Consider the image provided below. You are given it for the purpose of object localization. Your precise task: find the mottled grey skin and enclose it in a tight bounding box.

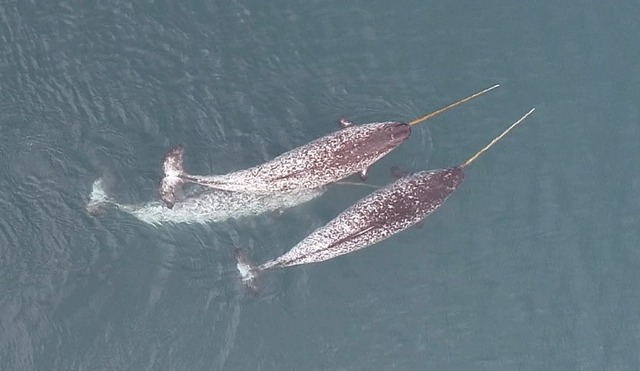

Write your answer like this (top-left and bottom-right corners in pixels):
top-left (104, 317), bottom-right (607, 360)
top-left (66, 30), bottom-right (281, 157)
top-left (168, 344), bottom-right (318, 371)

top-left (160, 121), bottom-right (411, 208)
top-left (88, 177), bottom-right (325, 225)
top-left (237, 166), bottom-right (464, 284)
top-left (236, 106), bottom-right (536, 286)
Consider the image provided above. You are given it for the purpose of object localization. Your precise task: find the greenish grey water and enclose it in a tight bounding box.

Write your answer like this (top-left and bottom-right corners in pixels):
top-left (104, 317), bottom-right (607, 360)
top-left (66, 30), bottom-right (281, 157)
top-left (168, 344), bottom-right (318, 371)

top-left (1, 1), bottom-right (639, 370)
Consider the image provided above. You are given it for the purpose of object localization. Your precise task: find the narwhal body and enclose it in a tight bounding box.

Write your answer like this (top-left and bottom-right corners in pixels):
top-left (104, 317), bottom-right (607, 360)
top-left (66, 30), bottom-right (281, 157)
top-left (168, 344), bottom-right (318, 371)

top-left (160, 85), bottom-right (499, 208)
top-left (86, 178), bottom-right (325, 225)
top-left (252, 167), bottom-right (462, 271)
top-left (160, 122), bottom-right (409, 207)
top-left (236, 108), bottom-right (535, 286)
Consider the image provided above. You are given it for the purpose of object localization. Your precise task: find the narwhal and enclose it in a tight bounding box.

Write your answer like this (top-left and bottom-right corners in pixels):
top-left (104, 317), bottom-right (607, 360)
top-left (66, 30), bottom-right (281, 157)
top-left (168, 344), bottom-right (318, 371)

top-left (85, 177), bottom-right (326, 225)
top-left (86, 174), bottom-right (378, 225)
top-left (159, 85), bottom-right (500, 208)
top-left (235, 108), bottom-right (535, 287)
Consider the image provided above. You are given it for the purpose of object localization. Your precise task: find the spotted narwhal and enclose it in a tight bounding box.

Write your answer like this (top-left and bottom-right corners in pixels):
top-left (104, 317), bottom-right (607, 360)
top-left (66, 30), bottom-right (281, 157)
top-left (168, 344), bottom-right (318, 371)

top-left (235, 108), bottom-right (535, 287)
top-left (159, 85), bottom-right (500, 208)
top-left (85, 177), bottom-right (325, 225)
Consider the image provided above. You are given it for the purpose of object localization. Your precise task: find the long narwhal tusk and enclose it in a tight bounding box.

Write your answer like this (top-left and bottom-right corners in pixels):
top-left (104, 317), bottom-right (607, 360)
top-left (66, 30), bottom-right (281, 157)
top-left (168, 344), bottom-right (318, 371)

top-left (461, 108), bottom-right (536, 169)
top-left (408, 84), bottom-right (500, 127)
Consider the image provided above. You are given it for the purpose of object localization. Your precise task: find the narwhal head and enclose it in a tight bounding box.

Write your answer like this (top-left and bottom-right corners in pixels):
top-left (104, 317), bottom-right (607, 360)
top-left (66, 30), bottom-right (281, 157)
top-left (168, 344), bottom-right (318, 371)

top-left (345, 122), bottom-right (411, 161)
top-left (368, 122), bottom-right (412, 149)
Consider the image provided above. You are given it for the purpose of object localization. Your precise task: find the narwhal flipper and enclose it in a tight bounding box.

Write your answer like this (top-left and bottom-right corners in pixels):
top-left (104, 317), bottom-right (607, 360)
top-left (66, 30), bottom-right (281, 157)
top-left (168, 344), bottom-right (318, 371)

top-left (390, 165), bottom-right (410, 179)
top-left (159, 144), bottom-right (186, 209)
top-left (359, 167), bottom-right (369, 181)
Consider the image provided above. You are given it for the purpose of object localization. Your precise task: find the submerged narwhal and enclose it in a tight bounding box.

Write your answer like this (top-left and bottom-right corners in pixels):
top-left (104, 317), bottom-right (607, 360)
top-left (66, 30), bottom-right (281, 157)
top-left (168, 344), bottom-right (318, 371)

top-left (159, 85), bottom-right (500, 208)
top-left (235, 108), bottom-right (535, 287)
top-left (85, 177), bottom-right (326, 225)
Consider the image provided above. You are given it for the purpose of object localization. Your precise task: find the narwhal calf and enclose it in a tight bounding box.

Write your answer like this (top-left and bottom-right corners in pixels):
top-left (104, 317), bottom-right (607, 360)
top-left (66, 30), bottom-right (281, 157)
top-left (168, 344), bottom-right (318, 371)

top-left (159, 85), bottom-right (499, 208)
top-left (235, 108), bottom-right (535, 287)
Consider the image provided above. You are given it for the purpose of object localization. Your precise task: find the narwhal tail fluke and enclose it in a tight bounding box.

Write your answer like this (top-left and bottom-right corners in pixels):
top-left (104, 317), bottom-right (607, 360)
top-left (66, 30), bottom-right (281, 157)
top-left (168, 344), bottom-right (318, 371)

top-left (159, 144), bottom-right (186, 209)
top-left (234, 248), bottom-right (261, 293)
top-left (86, 177), bottom-right (115, 215)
